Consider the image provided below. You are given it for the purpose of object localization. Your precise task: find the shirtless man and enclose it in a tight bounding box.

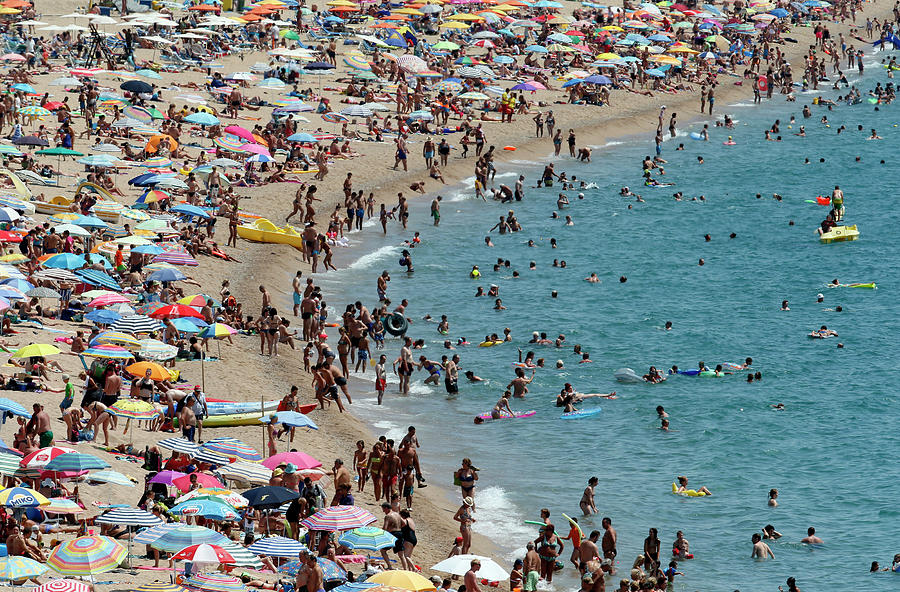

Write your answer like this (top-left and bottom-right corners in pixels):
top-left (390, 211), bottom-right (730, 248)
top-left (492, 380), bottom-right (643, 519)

top-left (601, 517), bottom-right (616, 568)
top-left (380, 502), bottom-right (402, 565)
top-left (377, 270), bottom-right (390, 301)
top-left (464, 560), bottom-right (481, 592)
top-left (294, 551), bottom-right (310, 592)
top-left (394, 337), bottom-right (414, 395)
top-left (305, 553), bottom-right (324, 592)
top-left (751, 532), bottom-right (775, 559)
top-left (580, 477), bottom-right (598, 515)
top-left (507, 367), bottom-right (535, 398)
top-left (523, 542), bottom-right (541, 592)
top-left (318, 364), bottom-right (346, 413)
top-left (300, 294), bottom-right (317, 341)
top-left (800, 527), bottom-right (823, 544)
top-left (27, 403), bottom-right (53, 448)
top-left (326, 360), bottom-right (352, 405)
top-left (179, 396), bottom-right (198, 442)
top-left (7, 523), bottom-right (45, 564)
top-left (292, 271), bottom-right (303, 317)
top-left (579, 530), bottom-right (601, 564)
top-left (381, 444), bottom-right (401, 499)
top-left (332, 459), bottom-right (352, 491)
top-left (103, 368), bottom-right (122, 407)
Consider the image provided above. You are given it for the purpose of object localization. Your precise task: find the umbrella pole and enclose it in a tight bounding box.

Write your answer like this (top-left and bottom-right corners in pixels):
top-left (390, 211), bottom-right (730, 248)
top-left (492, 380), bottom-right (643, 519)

top-left (201, 354), bottom-right (205, 392)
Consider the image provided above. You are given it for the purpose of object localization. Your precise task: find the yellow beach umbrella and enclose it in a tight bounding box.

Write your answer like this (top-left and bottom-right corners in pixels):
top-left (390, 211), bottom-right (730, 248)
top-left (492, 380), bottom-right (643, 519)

top-left (447, 12), bottom-right (483, 20)
top-left (596, 52), bottom-right (620, 60)
top-left (667, 46), bottom-right (698, 54)
top-left (602, 25), bottom-right (624, 31)
top-left (326, 0), bottom-right (356, 5)
top-left (395, 7), bottom-right (424, 14)
top-left (493, 3), bottom-right (521, 10)
top-left (366, 571), bottom-right (436, 591)
top-left (652, 55), bottom-right (681, 65)
top-left (439, 20), bottom-right (469, 28)
top-left (0, 254), bottom-right (27, 264)
top-left (12, 343), bottom-right (60, 358)
top-left (545, 43), bottom-right (573, 52)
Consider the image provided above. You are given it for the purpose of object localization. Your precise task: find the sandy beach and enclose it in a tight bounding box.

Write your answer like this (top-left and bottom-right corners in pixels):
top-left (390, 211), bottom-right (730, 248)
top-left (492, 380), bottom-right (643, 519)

top-left (0, 0), bottom-right (892, 587)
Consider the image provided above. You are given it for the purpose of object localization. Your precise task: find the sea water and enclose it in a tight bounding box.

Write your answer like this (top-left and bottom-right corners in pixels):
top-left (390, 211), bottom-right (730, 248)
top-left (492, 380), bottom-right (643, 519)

top-left (316, 56), bottom-right (900, 590)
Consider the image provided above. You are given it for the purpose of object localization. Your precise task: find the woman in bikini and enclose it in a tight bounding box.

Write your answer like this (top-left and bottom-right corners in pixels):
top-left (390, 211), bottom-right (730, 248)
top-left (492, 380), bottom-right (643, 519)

top-left (455, 457), bottom-right (478, 506)
top-left (536, 524), bottom-right (563, 582)
top-left (353, 440), bottom-right (368, 492)
top-left (452, 496), bottom-right (475, 554)
top-left (367, 441), bottom-right (383, 501)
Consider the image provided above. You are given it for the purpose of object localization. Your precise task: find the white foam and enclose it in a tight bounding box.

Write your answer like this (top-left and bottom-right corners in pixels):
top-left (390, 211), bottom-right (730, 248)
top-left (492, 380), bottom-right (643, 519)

top-left (471, 485), bottom-right (537, 559)
top-left (346, 245), bottom-right (402, 271)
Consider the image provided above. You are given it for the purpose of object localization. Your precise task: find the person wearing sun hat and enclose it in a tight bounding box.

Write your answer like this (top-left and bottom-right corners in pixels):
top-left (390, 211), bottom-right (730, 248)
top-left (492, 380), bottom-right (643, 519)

top-left (453, 496), bottom-right (476, 554)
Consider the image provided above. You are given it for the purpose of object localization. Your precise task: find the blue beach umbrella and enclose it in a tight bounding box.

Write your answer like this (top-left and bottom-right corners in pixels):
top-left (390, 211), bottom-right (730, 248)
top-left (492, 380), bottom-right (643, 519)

top-left (259, 411), bottom-right (319, 430)
top-left (170, 204), bottom-right (211, 219)
top-left (147, 268), bottom-right (187, 283)
top-left (85, 309), bottom-right (122, 325)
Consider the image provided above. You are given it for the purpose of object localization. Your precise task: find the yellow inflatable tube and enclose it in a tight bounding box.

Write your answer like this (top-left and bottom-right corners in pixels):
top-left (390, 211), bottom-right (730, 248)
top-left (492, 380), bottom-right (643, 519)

top-left (672, 482), bottom-right (706, 497)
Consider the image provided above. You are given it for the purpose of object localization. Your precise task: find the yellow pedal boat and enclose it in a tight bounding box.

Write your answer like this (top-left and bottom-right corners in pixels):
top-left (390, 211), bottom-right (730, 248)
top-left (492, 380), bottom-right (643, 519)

top-left (237, 218), bottom-right (304, 250)
top-left (819, 225), bottom-right (859, 244)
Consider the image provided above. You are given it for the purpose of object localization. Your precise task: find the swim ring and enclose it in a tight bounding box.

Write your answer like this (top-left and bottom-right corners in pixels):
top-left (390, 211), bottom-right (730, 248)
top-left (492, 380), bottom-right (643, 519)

top-left (479, 340), bottom-right (503, 347)
top-left (383, 313), bottom-right (408, 336)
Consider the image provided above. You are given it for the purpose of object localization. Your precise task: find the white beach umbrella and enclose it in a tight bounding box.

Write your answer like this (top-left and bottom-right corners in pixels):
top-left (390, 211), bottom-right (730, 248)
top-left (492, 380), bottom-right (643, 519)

top-left (431, 555), bottom-right (509, 581)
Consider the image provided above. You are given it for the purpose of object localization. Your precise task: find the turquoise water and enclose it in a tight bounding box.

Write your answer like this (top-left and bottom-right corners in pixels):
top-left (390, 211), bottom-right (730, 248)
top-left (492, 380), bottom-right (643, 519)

top-left (317, 58), bottom-right (900, 590)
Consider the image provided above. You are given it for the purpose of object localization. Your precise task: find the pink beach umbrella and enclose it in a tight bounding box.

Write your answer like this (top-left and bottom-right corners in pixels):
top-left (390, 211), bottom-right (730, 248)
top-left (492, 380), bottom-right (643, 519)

top-left (239, 143), bottom-right (271, 157)
top-left (223, 125), bottom-right (255, 143)
top-left (262, 451), bottom-right (322, 471)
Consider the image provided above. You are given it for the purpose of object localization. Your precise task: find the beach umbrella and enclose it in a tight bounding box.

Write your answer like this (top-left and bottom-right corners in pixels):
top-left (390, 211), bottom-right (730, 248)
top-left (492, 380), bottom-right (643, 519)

top-left (198, 323), bottom-right (236, 339)
top-left (0, 557), bottom-right (48, 581)
top-left (183, 573), bottom-right (246, 592)
top-left (300, 506), bottom-right (376, 531)
top-left (35, 580), bottom-right (90, 592)
top-left (170, 204), bottom-right (211, 219)
top-left (0, 286), bottom-right (24, 300)
top-left (157, 439), bottom-right (199, 457)
top-left (85, 470), bottom-right (134, 486)
top-left (0, 207), bottom-right (19, 223)
top-left (173, 472), bottom-right (225, 492)
top-left (248, 536), bottom-right (307, 558)
top-left (96, 507), bottom-right (162, 527)
top-left (0, 399), bottom-right (28, 418)
top-left (316, 558), bottom-right (348, 582)
top-left (25, 286), bottom-right (61, 299)
top-left (146, 268), bottom-right (187, 283)
top-left (331, 584), bottom-right (378, 592)
top-left (150, 526), bottom-right (228, 552)
top-left (170, 498), bottom-right (239, 521)
top-left (262, 451), bottom-right (322, 470)
top-left (0, 454), bottom-right (24, 475)
top-left (47, 535), bottom-right (127, 576)
top-left (91, 330), bottom-right (140, 347)
top-left (121, 80), bottom-right (153, 94)
top-left (340, 105), bottom-right (373, 117)
top-left (200, 438), bottom-right (261, 461)
top-left (149, 304), bottom-right (204, 319)
top-left (138, 339), bottom-right (177, 361)
top-left (85, 309), bottom-right (122, 325)
top-left (42, 499), bottom-right (85, 514)
top-left (367, 572), bottom-right (435, 591)
top-left (175, 488), bottom-right (248, 509)
top-left (20, 447), bottom-right (75, 469)
top-left (126, 361), bottom-right (172, 380)
top-left (12, 343), bottom-right (60, 359)
top-left (110, 315), bottom-right (163, 334)
top-left (82, 344), bottom-right (133, 359)
top-left (337, 527), bottom-right (397, 551)
top-left (173, 544), bottom-right (235, 564)
top-left (133, 523), bottom-right (183, 545)
top-left (185, 112), bottom-right (220, 126)
top-left (431, 555), bottom-right (509, 580)
top-left (135, 584), bottom-right (186, 592)
top-left (260, 411), bottom-right (318, 430)
top-left (43, 453), bottom-right (109, 473)
top-left (242, 486), bottom-right (299, 509)
top-left (108, 399), bottom-right (158, 420)
top-left (148, 470), bottom-right (188, 486)
top-left (216, 462), bottom-right (272, 485)
top-left (75, 269), bottom-right (121, 291)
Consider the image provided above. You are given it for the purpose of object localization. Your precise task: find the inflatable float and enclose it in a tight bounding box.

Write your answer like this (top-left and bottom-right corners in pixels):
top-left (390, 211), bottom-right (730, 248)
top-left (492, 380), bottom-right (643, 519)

top-left (383, 313), bottom-right (408, 336)
top-left (828, 282), bottom-right (876, 289)
top-left (672, 482), bottom-right (707, 497)
top-left (614, 368), bottom-right (666, 384)
top-left (237, 218), bottom-right (305, 250)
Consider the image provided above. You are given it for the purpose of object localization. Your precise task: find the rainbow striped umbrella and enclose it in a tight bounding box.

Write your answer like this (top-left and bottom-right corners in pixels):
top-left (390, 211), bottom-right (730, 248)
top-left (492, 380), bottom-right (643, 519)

top-left (342, 55), bottom-right (371, 70)
top-left (138, 156), bottom-right (174, 168)
top-left (200, 437), bottom-right (261, 461)
top-left (0, 556), bottom-right (48, 581)
top-left (82, 344), bottom-right (134, 359)
top-left (300, 505), bottom-right (376, 531)
top-left (177, 294), bottom-right (219, 307)
top-left (35, 579), bottom-right (91, 592)
top-left (213, 135), bottom-right (245, 152)
top-left (135, 583), bottom-right (187, 592)
top-left (108, 399), bottom-right (158, 420)
top-left (272, 97), bottom-right (303, 107)
top-left (90, 331), bottom-right (140, 348)
top-left (47, 535), bottom-right (126, 575)
top-left (152, 246), bottom-right (198, 266)
top-left (183, 573), bottom-right (246, 592)
top-left (198, 323), bottom-right (237, 340)
top-left (123, 106), bottom-right (154, 124)
top-left (0, 487), bottom-right (50, 508)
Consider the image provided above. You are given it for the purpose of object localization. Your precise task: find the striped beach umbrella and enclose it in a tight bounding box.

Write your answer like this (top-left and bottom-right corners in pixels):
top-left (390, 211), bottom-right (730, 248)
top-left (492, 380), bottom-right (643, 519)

top-left (88, 293), bottom-right (131, 307)
top-left (200, 438), bottom-right (261, 461)
top-left (338, 527), bottom-right (397, 551)
top-left (108, 399), bottom-right (158, 420)
top-left (133, 523), bottom-right (182, 545)
top-left (134, 302), bottom-right (167, 316)
top-left (47, 535), bottom-right (127, 575)
top-left (300, 505), bottom-right (376, 531)
top-left (216, 461), bottom-right (272, 485)
top-left (213, 135), bottom-right (245, 152)
top-left (138, 339), bottom-right (178, 361)
top-left (149, 304), bottom-right (203, 319)
top-left (137, 155), bottom-right (174, 168)
top-left (42, 498), bottom-right (86, 515)
top-left (0, 454), bottom-right (21, 476)
top-left (95, 507), bottom-right (162, 527)
top-left (110, 315), bottom-right (163, 334)
top-left (90, 331), bottom-right (140, 348)
top-left (248, 536), bottom-right (307, 558)
top-left (82, 344), bottom-right (134, 359)
top-left (43, 453), bottom-right (109, 473)
top-left (18, 105), bottom-right (51, 117)
top-left (150, 526), bottom-right (228, 553)
top-left (35, 580), bottom-right (91, 592)
top-left (152, 248), bottom-right (198, 266)
top-left (177, 294), bottom-right (218, 307)
top-left (0, 398), bottom-right (27, 418)
top-left (183, 573), bottom-right (246, 592)
top-left (0, 557), bottom-right (48, 581)
top-left (158, 437), bottom-right (200, 455)
top-left (135, 584), bottom-right (187, 592)
top-left (173, 544), bottom-right (234, 564)
top-left (191, 447), bottom-right (230, 465)
top-left (317, 558), bottom-right (348, 583)
top-left (175, 488), bottom-right (248, 509)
